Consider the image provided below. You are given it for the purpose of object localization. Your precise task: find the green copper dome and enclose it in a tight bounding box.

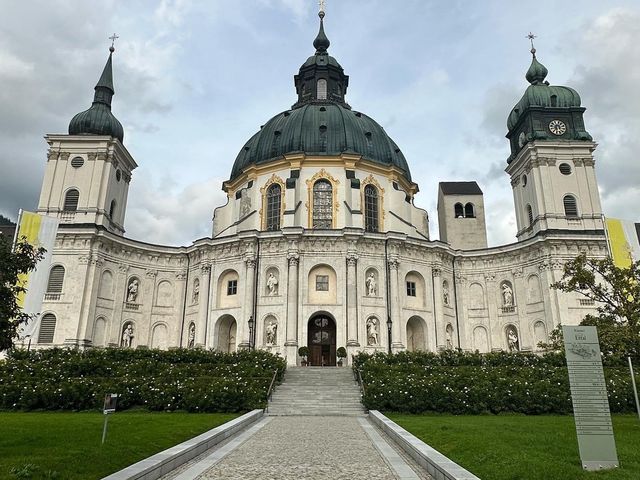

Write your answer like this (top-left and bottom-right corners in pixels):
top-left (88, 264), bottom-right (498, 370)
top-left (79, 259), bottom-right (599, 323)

top-left (230, 13), bottom-right (410, 181)
top-left (231, 103), bottom-right (411, 180)
top-left (69, 50), bottom-right (124, 142)
top-left (507, 51), bottom-right (582, 131)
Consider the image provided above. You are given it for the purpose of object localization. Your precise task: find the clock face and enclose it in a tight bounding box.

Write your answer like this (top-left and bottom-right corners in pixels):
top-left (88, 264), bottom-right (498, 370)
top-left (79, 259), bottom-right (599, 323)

top-left (518, 132), bottom-right (526, 148)
top-left (549, 119), bottom-right (567, 136)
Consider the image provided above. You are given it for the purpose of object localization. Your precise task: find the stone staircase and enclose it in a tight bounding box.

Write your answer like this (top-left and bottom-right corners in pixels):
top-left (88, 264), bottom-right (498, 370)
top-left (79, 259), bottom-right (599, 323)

top-left (267, 367), bottom-right (366, 416)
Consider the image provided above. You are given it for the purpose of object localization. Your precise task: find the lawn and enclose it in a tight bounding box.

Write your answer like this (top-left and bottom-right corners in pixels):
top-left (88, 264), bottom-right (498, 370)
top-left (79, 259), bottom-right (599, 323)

top-left (387, 414), bottom-right (640, 480)
top-left (0, 411), bottom-right (239, 480)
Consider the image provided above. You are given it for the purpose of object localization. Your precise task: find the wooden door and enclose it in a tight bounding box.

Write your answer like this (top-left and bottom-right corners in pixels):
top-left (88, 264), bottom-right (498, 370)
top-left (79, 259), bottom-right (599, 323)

top-left (307, 315), bottom-right (336, 366)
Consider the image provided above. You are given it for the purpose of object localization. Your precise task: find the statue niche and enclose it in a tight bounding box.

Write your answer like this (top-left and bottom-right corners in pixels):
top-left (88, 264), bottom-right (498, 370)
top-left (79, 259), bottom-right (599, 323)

top-left (126, 278), bottom-right (140, 303)
top-left (366, 317), bottom-right (379, 346)
top-left (265, 319), bottom-right (278, 346)
top-left (365, 269), bottom-right (378, 297)
top-left (266, 270), bottom-right (279, 296)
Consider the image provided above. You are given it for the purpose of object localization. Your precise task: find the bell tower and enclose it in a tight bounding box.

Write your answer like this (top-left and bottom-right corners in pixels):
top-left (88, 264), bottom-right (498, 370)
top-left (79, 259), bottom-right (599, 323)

top-left (37, 43), bottom-right (137, 235)
top-left (505, 38), bottom-right (604, 241)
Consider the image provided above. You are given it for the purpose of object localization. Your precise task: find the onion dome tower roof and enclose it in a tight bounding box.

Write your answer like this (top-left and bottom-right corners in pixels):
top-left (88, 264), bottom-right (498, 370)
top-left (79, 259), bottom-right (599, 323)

top-left (68, 46), bottom-right (124, 142)
top-left (230, 11), bottom-right (411, 182)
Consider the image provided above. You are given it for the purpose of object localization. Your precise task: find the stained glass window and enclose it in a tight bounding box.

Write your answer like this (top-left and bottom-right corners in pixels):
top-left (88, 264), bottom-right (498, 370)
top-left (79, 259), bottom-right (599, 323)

top-left (313, 179), bottom-right (333, 228)
top-left (364, 184), bottom-right (379, 232)
top-left (266, 184), bottom-right (281, 231)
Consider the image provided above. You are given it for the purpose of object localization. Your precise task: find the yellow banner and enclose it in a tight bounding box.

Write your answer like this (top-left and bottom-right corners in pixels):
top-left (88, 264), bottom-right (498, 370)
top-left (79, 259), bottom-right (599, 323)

top-left (606, 218), bottom-right (632, 268)
top-left (16, 212), bottom-right (42, 308)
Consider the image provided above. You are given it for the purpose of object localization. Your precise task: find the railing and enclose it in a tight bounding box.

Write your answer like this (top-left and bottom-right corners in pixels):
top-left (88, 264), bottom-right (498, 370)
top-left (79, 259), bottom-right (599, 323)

top-left (124, 302), bottom-right (140, 311)
top-left (354, 367), bottom-right (366, 398)
top-left (501, 306), bottom-right (516, 314)
top-left (579, 298), bottom-right (595, 306)
top-left (44, 293), bottom-right (62, 301)
top-left (265, 368), bottom-right (279, 410)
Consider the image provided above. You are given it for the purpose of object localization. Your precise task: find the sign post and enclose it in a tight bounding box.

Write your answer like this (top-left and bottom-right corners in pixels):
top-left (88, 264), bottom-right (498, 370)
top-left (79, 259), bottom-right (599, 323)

top-left (563, 326), bottom-right (618, 471)
top-left (102, 393), bottom-right (118, 445)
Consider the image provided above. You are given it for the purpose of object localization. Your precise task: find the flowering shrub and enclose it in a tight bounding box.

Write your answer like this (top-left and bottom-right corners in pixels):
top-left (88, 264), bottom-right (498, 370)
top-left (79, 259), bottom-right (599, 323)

top-left (0, 348), bottom-right (285, 412)
top-left (354, 351), bottom-right (639, 414)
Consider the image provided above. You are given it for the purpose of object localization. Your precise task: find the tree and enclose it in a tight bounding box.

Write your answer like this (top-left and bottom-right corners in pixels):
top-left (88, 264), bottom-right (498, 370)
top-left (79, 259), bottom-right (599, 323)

top-left (545, 253), bottom-right (640, 359)
top-left (0, 235), bottom-right (45, 351)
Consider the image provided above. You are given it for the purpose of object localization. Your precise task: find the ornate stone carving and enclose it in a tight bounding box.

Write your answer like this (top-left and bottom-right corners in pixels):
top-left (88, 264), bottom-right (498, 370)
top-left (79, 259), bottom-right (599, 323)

top-left (432, 267), bottom-right (441, 277)
top-left (118, 264), bottom-right (129, 274)
top-left (265, 320), bottom-right (278, 346)
top-left (510, 176), bottom-right (520, 187)
top-left (127, 278), bottom-right (139, 302)
top-left (87, 153), bottom-right (97, 162)
top-left (175, 271), bottom-right (187, 280)
top-left (346, 254), bottom-right (358, 267)
top-left (145, 269), bottom-right (157, 278)
top-left (187, 323), bottom-right (196, 349)
top-left (443, 281), bottom-right (450, 306)
top-left (59, 152), bottom-right (70, 161)
top-left (484, 273), bottom-right (495, 282)
top-left (287, 254), bottom-right (299, 267)
top-left (266, 272), bottom-right (279, 295)
top-left (387, 259), bottom-right (399, 270)
top-left (512, 267), bottom-right (523, 278)
top-left (200, 262), bottom-right (211, 274)
top-left (501, 282), bottom-right (514, 307)
top-left (245, 257), bottom-right (257, 269)
top-left (573, 158), bottom-right (584, 167)
top-left (506, 326), bottom-right (519, 352)
top-left (366, 317), bottom-right (379, 346)
top-left (365, 271), bottom-right (377, 296)
top-left (121, 323), bottom-right (134, 348)
top-left (47, 150), bottom-right (58, 162)
top-left (78, 255), bottom-right (90, 265)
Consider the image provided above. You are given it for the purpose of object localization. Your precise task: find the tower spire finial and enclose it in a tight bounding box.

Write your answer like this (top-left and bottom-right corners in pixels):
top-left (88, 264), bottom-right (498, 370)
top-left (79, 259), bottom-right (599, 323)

top-left (108, 33), bottom-right (119, 53)
top-left (526, 32), bottom-right (537, 56)
top-left (313, 0), bottom-right (330, 54)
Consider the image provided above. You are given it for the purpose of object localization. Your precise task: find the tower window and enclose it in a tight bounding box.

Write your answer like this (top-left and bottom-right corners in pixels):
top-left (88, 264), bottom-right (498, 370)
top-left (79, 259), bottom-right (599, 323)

top-left (527, 204), bottom-right (533, 226)
top-left (70, 156), bottom-right (84, 168)
top-left (406, 281), bottom-right (417, 297)
top-left (550, 95), bottom-right (558, 107)
top-left (464, 203), bottom-right (475, 218)
top-left (109, 200), bottom-right (117, 219)
top-left (265, 183), bottom-right (282, 231)
top-left (46, 265), bottom-right (65, 293)
top-left (312, 179), bottom-right (333, 228)
top-left (116, 169), bottom-right (122, 182)
top-left (316, 275), bottom-right (329, 291)
top-left (38, 314), bottom-right (57, 344)
top-left (364, 184), bottom-right (379, 232)
top-left (563, 195), bottom-right (579, 217)
top-left (63, 189), bottom-right (79, 212)
top-left (227, 280), bottom-right (238, 295)
top-left (317, 79), bottom-right (327, 100)
top-left (454, 203), bottom-right (464, 218)
top-left (559, 163), bottom-right (572, 175)
top-left (522, 174), bottom-right (527, 187)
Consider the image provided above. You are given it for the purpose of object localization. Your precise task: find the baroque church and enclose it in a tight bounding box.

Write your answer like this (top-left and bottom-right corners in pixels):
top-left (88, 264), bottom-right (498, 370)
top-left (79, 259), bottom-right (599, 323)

top-left (30, 12), bottom-right (608, 366)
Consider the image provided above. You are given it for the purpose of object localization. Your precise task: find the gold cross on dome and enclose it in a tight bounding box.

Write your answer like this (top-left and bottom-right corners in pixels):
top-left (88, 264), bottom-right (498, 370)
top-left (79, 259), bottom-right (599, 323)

top-left (526, 32), bottom-right (537, 50)
top-left (319, 0), bottom-right (326, 14)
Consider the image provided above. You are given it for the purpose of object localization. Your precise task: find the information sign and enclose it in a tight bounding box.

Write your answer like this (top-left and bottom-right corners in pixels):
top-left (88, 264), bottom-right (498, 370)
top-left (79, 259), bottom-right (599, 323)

top-left (563, 326), bottom-right (618, 471)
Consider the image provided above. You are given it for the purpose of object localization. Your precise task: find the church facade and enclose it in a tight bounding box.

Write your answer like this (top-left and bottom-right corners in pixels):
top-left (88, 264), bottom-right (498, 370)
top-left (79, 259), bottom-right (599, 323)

top-left (31, 14), bottom-right (608, 366)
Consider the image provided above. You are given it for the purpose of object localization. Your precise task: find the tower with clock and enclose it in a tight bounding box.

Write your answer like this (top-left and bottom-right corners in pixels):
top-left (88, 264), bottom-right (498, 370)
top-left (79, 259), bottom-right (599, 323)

top-left (505, 42), bottom-right (604, 241)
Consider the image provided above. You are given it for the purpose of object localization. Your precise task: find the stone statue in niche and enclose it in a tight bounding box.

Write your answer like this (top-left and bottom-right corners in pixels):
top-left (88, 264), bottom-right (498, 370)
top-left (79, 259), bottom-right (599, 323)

top-left (239, 188), bottom-right (251, 217)
top-left (501, 283), bottom-right (514, 307)
top-left (192, 280), bottom-right (200, 304)
top-left (507, 327), bottom-right (519, 352)
top-left (127, 279), bottom-right (139, 302)
top-left (121, 323), bottom-right (134, 348)
top-left (266, 272), bottom-right (278, 295)
top-left (366, 317), bottom-right (379, 346)
top-left (445, 324), bottom-right (454, 349)
top-left (265, 321), bottom-right (277, 346)
top-left (188, 323), bottom-right (196, 348)
top-left (366, 272), bottom-right (377, 296)
top-left (443, 282), bottom-right (450, 306)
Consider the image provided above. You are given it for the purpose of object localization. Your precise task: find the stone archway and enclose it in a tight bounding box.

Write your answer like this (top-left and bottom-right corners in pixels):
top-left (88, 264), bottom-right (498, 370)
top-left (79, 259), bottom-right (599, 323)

top-left (216, 315), bottom-right (237, 353)
top-left (307, 313), bottom-right (337, 366)
top-left (406, 316), bottom-right (427, 352)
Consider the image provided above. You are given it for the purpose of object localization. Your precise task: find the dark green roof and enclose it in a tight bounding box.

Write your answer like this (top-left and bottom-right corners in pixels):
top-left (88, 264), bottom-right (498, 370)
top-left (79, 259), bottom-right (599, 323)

top-left (507, 52), bottom-right (582, 131)
top-left (231, 103), bottom-right (411, 180)
top-left (69, 50), bottom-right (124, 142)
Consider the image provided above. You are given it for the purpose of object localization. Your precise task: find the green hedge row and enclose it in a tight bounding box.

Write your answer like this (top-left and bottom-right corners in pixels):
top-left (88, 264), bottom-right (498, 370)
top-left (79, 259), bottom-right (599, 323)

top-left (0, 348), bottom-right (286, 412)
top-left (354, 351), bottom-right (639, 414)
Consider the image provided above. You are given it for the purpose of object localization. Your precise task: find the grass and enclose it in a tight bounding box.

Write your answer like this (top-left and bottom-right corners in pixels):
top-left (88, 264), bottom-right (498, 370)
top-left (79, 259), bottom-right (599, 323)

top-left (0, 411), bottom-right (239, 480)
top-left (387, 413), bottom-right (640, 480)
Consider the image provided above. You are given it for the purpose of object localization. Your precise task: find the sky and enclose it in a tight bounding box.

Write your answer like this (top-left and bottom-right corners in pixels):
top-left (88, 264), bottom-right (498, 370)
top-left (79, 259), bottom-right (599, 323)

top-left (1, 0), bottom-right (639, 247)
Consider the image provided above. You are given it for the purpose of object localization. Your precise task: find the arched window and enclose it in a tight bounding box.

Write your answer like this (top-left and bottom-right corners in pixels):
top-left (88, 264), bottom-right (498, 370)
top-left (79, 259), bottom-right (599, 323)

top-left (526, 204), bottom-right (533, 226)
top-left (454, 203), bottom-right (464, 218)
top-left (317, 79), bottom-right (327, 100)
top-left (364, 184), bottom-right (379, 232)
top-left (109, 200), bottom-right (116, 219)
top-left (265, 184), bottom-right (282, 231)
top-left (38, 314), bottom-right (57, 344)
top-left (312, 179), bottom-right (333, 228)
top-left (46, 265), bottom-right (65, 293)
top-left (563, 195), bottom-right (578, 217)
top-left (63, 189), bottom-right (79, 211)
top-left (464, 203), bottom-right (475, 218)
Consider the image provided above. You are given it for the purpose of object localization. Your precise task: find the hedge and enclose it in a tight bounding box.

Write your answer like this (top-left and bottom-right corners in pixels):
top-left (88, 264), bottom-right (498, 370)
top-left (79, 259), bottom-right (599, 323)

top-left (353, 351), bottom-right (639, 414)
top-left (0, 348), bottom-right (286, 412)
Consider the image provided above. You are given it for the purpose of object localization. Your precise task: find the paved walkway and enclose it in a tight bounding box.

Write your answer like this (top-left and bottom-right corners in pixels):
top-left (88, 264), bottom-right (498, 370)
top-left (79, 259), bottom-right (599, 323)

top-left (165, 415), bottom-right (429, 480)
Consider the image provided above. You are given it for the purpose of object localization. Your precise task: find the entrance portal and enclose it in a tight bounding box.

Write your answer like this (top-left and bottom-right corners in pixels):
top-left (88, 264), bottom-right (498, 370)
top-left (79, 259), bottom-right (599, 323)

top-left (307, 315), bottom-right (336, 366)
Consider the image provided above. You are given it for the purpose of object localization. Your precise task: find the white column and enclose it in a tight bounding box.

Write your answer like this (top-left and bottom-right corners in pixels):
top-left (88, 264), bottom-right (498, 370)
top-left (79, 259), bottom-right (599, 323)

top-left (285, 253), bottom-right (299, 363)
top-left (238, 257), bottom-right (256, 349)
top-left (346, 254), bottom-right (359, 348)
top-left (196, 262), bottom-right (211, 348)
top-left (388, 258), bottom-right (404, 351)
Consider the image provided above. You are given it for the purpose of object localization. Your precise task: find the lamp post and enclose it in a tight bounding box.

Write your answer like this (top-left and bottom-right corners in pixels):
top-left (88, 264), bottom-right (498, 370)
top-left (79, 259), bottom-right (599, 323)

top-left (248, 315), bottom-right (255, 350)
top-left (386, 316), bottom-right (392, 354)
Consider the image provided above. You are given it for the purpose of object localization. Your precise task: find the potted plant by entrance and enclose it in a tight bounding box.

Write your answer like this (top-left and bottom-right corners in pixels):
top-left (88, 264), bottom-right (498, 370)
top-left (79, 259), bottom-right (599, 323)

top-left (336, 347), bottom-right (347, 367)
top-left (298, 346), bottom-right (310, 366)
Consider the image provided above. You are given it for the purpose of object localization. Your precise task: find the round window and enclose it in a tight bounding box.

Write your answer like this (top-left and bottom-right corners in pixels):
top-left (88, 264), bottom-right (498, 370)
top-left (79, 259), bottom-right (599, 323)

top-left (70, 156), bottom-right (84, 168)
top-left (116, 169), bottom-right (121, 182)
top-left (559, 163), bottom-right (572, 175)
top-left (522, 174), bottom-right (527, 187)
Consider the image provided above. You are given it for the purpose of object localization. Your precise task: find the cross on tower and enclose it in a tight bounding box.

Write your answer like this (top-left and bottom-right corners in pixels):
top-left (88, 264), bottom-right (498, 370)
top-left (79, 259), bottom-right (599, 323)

top-left (526, 32), bottom-right (537, 50)
top-left (319, 0), bottom-right (326, 14)
top-left (109, 33), bottom-right (119, 49)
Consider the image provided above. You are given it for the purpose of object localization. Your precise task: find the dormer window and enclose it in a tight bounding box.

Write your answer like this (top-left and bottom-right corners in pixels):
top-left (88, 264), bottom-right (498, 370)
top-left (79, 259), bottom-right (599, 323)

top-left (317, 79), bottom-right (327, 100)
